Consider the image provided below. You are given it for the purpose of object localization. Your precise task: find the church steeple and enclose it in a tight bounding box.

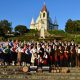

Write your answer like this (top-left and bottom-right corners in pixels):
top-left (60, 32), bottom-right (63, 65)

top-left (41, 1), bottom-right (47, 12)
top-left (30, 17), bottom-right (35, 25)
top-left (30, 17), bottom-right (35, 30)
top-left (53, 17), bottom-right (58, 30)
top-left (54, 17), bottom-right (58, 25)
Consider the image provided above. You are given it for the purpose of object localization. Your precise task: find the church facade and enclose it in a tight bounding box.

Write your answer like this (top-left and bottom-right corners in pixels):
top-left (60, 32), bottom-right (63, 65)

top-left (30, 3), bottom-right (58, 31)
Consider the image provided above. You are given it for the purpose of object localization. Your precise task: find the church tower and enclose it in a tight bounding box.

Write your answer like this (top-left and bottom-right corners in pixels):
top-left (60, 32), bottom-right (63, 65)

top-left (40, 2), bottom-right (48, 30)
top-left (35, 2), bottom-right (48, 31)
top-left (30, 2), bottom-right (59, 31)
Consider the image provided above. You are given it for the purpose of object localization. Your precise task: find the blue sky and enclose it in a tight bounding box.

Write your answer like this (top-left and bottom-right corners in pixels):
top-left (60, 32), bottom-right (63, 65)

top-left (0, 0), bottom-right (80, 30)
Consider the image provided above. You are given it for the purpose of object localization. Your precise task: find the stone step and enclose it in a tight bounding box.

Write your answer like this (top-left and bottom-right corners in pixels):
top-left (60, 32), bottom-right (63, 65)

top-left (0, 73), bottom-right (80, 80)
top-left (0, 66), bottom-right (80, 80)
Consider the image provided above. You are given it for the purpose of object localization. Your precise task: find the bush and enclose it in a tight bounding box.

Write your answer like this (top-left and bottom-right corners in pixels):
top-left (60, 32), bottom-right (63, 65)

top-left (48, 30), bottom-right (65, 36)
top-left (29, 29), bottom-right (38, 33)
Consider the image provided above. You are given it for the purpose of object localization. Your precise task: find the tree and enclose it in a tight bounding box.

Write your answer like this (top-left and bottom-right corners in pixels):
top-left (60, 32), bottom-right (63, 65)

top-left (0, 20), bottom-right (12, 34)
top-left (0, 28), bottom-right (3, 36)
top-left (74, 20), bottom-right (80, 32)
top-left (65, 19), bottom-right (74, 33)
top-left (14, 25), bottom-right (27, 34)
top-left (65, 19), bottom-right (80, 33)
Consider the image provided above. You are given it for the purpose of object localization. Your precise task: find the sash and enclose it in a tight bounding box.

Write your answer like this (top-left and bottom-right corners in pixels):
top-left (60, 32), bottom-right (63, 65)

top-left (12, 47), bottom-right (16, 52)
top-left (22, 48), bottom-right (26, 53)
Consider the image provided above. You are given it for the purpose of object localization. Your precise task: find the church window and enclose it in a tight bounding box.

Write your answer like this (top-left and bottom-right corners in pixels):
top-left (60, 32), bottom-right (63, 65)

top-left (43, 13), bottom-right (45, 18)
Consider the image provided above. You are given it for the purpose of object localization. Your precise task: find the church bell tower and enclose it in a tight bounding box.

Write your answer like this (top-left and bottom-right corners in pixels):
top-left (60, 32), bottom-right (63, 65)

top-left (40, 2), bottom-right (48, 30)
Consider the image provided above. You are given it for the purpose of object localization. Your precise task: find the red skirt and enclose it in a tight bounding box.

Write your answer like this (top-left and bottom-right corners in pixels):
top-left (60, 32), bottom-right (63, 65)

top-left (43, 60), bottom-right (47, 65)
top-left (50, 56), bottom-right (52, 61)
top-left (60, 55), bottom-right (64, 61)
top-left (64, 52), bottom-right (68, 60)
top-left (55, 56), bottom-right (58, 62)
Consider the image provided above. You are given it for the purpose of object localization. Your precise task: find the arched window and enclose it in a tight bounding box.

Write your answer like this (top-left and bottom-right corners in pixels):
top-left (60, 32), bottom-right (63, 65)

top-left (43, 13), bottom-right (45, 18)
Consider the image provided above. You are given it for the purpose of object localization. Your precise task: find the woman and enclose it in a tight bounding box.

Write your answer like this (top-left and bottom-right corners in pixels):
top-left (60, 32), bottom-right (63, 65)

top-left (21, 44), bottom-right (27, 65)
top-left (58, 46), bottom-right (64, 67)
top-left (43, 51), bottom-right (48, 66)
top-left (54, 46), bottom-right (58, 67)
top-left (70, 46), bottom-right (76, 67)
top-left (30, 46), bottom-right (37, 65)
top-left (11, 43), bottom-right (17, 64)
top-left (64, 46), bottom-right (69, 66)
top-left (3, 45), bottom-right (11, 64)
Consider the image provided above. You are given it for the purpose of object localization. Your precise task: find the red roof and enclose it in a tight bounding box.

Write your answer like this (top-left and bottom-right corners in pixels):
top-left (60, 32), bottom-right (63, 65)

top-left (41, 4), bottom-right (47, 12)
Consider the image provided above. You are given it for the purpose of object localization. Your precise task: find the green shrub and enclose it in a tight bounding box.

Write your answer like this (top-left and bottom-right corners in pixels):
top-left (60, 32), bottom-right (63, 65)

top-left (48, 30), bottom-right (65, 36)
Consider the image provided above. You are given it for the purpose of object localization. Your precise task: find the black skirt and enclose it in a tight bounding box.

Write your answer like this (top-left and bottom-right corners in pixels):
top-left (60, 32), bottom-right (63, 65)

top-left (11, 51), bottom-right (17, 62)
top-left (0, 52), bottom-right (4, 61)
top-left (4, 53), bottom-right (11, 62)
top-left (21, 53), bottom-right (27, 62)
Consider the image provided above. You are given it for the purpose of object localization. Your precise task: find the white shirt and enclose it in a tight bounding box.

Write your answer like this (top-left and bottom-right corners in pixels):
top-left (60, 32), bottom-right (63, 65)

top-left (78, 49), bottom-right (80, 54)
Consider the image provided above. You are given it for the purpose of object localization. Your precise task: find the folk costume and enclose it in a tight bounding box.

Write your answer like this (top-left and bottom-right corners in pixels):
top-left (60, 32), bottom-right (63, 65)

top-left (3, 45), bottom-right (11, 63)
top-left (11, 44), bottom-right (17, 63)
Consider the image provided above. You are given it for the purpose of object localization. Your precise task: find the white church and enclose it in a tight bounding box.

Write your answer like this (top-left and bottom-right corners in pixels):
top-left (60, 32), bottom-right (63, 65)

top-left (30, 3), bottom-right (58, 31)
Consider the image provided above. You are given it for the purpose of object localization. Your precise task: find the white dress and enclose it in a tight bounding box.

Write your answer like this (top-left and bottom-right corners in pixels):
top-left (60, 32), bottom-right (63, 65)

top-left (30, 48), bottom-right (36, 64)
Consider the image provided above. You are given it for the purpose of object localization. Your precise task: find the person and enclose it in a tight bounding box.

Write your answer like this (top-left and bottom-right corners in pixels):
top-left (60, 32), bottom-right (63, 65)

top-left (37, 54), bottom-right (43, 67)
top-left (30, 46), bottom-right (37, 65)
top-left (25, 46), bottom-right (31, 64)
top-left (77, 46), bottom-right (80, 67)
top-left (58, 46), bottom-right (64, 67)
top-left (75, 45), bottom-right (78, 66)
top-left (3, 45), bottom-right (11, 64)
top-left (43, 51), bottom-right (48, 66)
top-left (21, 44), bottom-right (27, 65)
top-left (0, 45), bottom-right (4, 62)
top-left (54, 46), bottom-right (58, 67)
top-left (11, 43), bottom-right (17, 64)
top-left (0, 39), bottom-right (78, 67)
top-left (70, 46), bottom-right (76, 67)
top-left (64, 46), bottom-right (69, 66)
top-left (17, 46), bottom-right (22, 65)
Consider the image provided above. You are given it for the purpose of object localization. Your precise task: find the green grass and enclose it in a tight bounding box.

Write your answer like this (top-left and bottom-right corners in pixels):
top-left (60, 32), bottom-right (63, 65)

top-left (1, 30), bottom-right (80, 43)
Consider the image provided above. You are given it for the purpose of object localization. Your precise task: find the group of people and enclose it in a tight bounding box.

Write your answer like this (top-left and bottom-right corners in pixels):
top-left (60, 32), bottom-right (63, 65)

top-left (0, 39), bottom-right (80, 67)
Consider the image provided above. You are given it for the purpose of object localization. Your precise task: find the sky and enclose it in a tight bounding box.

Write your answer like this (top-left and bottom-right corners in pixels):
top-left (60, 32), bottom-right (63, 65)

top-left (0, 0), bottom-right (80, 30)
